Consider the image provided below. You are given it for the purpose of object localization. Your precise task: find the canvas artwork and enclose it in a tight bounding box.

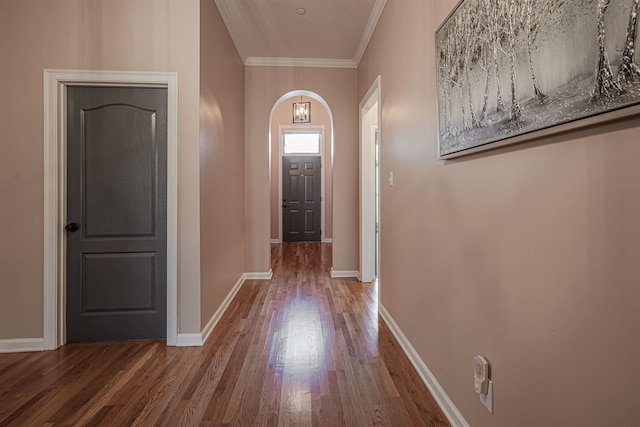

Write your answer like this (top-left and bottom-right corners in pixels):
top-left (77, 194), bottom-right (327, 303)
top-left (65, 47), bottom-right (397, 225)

top-left (436, 0), bottom-right (640, 158)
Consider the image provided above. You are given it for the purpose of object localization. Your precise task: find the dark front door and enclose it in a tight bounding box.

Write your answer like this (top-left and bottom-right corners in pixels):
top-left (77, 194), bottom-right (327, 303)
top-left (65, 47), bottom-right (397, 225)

top-left (66, 86), bottom-right (167, 342)
top-left (282, 156), bottom-right (321, 242)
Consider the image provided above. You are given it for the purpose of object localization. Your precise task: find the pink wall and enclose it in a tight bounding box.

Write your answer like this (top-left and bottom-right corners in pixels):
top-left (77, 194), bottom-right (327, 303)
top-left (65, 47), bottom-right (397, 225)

top-left (270, 96), bottom-right (333, 241)
top-left (1, 0), bottom-right (203, 339)
top-left (199, 0), bottom-right (245, 329)
top-left (245, 67), bottom-right (358, 273)
top-left (358, 0), bottom-right (640, 425)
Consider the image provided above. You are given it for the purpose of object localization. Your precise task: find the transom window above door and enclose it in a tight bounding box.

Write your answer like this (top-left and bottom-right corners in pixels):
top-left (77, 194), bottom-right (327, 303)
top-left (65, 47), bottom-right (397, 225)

top-left (283, 131), bottom-right (321, 155)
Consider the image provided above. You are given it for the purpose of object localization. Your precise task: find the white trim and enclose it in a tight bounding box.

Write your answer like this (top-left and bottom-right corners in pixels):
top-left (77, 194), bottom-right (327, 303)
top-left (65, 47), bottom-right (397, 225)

top-left (43, 69), bottom-right (179, 349)
top-left (200, 274), bottom-right (247, 345)
top-left (278, 125), bottom-right (326, 243)
top-left (359, 76), bottom-right (382, 284)
top-left (0, 338), bottom-right (45, 354)
top-left (270, 239), bottom-right (281, 244)
top-left (244, 270), bottom-right (274, 280)
top-left (379, 305), bottom-right (470, 427)
top-left (330, 268), bottom-right (359, 278)
top-left (245, 57), bottom-right (357, 69)
top-left (176, 333), bottom-right (202, 347)
top-left (354, 0), bottom-right (388, 65)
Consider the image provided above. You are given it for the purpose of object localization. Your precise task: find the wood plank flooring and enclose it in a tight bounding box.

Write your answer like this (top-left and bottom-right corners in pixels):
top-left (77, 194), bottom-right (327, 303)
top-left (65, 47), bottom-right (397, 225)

top-left (0, 243), bottom-right (450, 426)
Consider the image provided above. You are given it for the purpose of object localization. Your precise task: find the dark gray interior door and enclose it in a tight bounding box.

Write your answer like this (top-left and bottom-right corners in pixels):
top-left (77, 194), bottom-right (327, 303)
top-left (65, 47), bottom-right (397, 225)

top-left (66, 86), bottom-right (167, 342)
top-left (282, 156), bottom-right (321, 242)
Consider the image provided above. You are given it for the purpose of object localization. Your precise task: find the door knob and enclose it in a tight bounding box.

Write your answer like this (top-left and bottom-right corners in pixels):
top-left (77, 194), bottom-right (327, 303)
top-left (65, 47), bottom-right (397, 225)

top-left (65, 222), bottom-right (79, 232)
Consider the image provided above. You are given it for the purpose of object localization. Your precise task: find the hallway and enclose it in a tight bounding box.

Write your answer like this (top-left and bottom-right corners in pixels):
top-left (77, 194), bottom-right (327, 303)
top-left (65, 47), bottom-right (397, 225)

top-left (0, 243), bottom-right (449, 426)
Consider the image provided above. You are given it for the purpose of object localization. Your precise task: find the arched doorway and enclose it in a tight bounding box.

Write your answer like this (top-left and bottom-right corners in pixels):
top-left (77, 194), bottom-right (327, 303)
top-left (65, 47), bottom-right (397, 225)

top-left (269, 91), bottom-right (334, 246)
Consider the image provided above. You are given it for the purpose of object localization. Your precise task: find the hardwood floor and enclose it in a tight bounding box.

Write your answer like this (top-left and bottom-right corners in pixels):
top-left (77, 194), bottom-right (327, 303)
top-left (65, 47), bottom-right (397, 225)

top-left (0, 243), bottom-right (450, 426)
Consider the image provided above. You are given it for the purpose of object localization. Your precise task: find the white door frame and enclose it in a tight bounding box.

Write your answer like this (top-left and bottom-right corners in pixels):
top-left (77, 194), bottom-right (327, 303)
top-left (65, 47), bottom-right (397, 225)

top-left (43, 69), bottom-right (179, 349)
top-left (359, 76), bottom-right (381, 283)
top-left (278, 125), bottom-right (326, 242)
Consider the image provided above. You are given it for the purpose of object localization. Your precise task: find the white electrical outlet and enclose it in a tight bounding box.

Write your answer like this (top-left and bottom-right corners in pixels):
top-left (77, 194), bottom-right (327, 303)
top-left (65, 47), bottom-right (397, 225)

top-left (388, 171), bottom-right (394, 186)
top-left (479, 380), bottom-right (493, 414)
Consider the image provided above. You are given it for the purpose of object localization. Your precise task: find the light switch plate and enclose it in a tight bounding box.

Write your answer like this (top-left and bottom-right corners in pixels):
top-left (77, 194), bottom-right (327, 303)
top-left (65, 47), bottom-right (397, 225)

top-left (479, 380), bottom-right (493, 414)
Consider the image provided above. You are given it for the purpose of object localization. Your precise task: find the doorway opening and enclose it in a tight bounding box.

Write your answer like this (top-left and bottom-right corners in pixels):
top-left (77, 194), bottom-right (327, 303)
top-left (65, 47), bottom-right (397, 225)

top-left (269, 92), bottom-right (334, 248)
top-left (359, 76), bottom-right (381, 283)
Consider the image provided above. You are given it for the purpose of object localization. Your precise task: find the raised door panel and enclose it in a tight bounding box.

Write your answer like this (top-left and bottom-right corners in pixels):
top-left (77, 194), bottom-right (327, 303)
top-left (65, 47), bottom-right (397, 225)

top-left (82, 253), bottom-right (156, 313)
top-left (304, 210), bottom-right (315, 233)
top-left (82, 105), bottom-right (156, 237)
top-left (288, 173), bottom-right (301, 204)
top-left (304, 175), bottom-right (315, 203)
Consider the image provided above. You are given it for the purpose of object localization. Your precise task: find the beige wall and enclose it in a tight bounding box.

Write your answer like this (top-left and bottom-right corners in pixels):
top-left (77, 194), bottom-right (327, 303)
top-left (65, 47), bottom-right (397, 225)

top-left (199, 0), bottom-right (245, 329)
top-left (245, 67), bottom-right (358, 273)
top-left (0, 0), bottom-right (203, 338)
top-left (270, 96), bottom-right (333, 241)
top-left (359, 0), bottom-right (640, 425)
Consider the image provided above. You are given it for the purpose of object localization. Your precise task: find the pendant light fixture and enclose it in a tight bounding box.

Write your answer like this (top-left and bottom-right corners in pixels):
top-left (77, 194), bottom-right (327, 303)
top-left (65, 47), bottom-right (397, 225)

top-left (293, 96), bottom-right (311, 124)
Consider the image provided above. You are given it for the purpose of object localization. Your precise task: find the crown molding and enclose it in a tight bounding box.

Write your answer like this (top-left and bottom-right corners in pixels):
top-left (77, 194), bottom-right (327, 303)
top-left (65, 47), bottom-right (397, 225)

top-left (245, 57), bottom-right (357, 69)
top-left (215, 0), bottom-right (386, 69)
top-left (354, 0), bottom-right (387, 66)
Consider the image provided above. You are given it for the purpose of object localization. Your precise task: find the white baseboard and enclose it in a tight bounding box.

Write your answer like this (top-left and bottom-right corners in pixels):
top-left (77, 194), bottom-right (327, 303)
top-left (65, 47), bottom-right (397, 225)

top-left (330, 268), bottom-right (359, 278)
top-left (200, 273), bottom-right (247, 345)
top-left (175, 333), bottom-right (202, 347)
top-left (244, 269), bottom-right (273, 280)
top-left (270, 239), bottom-right (280, 244)
top-left (4, 272), bottom-right (253, 352)
top-left (0, 338), bottom-right (45, 353)
top-left (379, 305), bottom-right (470, 427)
top-left (176, 272), bottom-right (250, 347)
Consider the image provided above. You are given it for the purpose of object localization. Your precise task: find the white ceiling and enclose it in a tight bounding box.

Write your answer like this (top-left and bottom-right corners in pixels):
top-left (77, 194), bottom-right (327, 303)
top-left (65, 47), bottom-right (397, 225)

top-left (214, 0), bottom-right (387, 68)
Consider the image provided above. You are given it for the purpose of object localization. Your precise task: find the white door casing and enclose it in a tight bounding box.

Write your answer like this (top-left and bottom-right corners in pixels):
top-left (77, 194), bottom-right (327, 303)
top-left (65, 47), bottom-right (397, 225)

top-left (359, 76), bottom-right (381, 283)
top-left (43, 69), bottom-right (179, 349)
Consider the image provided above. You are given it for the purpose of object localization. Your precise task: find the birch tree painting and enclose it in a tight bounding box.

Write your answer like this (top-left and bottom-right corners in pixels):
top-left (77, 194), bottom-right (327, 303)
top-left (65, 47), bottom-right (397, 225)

top-left (437, 0), bottom-right (640, 157)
